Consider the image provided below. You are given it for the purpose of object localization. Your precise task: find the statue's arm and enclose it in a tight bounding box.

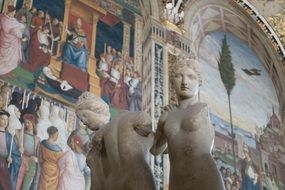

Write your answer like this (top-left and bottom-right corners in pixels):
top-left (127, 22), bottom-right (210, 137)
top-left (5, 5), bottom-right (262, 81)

top-left (150, 105), bottom-right (172, 156)
top-left (205, 105), bottom-right (215, 145)
top-left (151, 104), bottom-right (177, 155)
top-left (150, 116), bottom-right (167, 156)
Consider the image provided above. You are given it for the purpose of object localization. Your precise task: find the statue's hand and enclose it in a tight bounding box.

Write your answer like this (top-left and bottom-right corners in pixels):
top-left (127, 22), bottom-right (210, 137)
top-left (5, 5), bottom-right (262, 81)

top-left (159, 104), bottom-right (177, 122)
top-left (163, 104), bottom-right (177, 113)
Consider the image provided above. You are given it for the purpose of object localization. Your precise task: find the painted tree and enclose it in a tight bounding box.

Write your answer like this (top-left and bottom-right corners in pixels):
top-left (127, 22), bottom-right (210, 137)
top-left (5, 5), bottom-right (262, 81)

top-left (217, 35), bottom-right (237, 172)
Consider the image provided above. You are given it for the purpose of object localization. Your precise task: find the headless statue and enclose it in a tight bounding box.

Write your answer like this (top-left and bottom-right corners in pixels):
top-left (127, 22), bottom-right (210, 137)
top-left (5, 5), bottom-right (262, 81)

top-left (75, 92), bottom-right (155, 190)
top-left (151, 58), bottom-right (225, 190)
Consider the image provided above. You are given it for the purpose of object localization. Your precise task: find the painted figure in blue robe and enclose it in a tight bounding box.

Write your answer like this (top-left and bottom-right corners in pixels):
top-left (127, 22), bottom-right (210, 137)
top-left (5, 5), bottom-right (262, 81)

top-left (127, 71), bottom-right (142, 111)
top-left (0, 110), bottom-right (21, 190)
top-left (241, 153), bottom-right (260, 190)
top-left (61, 18), bottom-right (88, 71)
top-left (17, 14), bottom-right (30, 64)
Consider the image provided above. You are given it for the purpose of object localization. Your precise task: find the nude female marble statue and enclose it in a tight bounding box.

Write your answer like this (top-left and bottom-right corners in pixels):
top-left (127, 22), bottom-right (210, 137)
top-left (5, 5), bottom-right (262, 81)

top-left (151, 58), bottom-right (225, 190)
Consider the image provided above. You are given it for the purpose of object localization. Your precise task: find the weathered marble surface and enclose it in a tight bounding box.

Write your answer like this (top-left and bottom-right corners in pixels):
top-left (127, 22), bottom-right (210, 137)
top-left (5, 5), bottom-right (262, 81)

top-left (151, 58), bottom-right (225, 190)
top-left (76, 92), bottom-right (155, 190)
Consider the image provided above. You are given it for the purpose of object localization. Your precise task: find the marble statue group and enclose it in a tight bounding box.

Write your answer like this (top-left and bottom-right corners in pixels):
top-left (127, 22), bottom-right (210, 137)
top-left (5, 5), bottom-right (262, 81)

top-left (75, 58), bottom-right (225, 190)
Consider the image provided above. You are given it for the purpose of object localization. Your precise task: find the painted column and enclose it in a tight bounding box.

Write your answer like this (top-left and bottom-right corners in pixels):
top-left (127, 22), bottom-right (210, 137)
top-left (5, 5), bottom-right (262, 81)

top-left (56, 0), bottom-right (71, 56)
top-left (134, 15), bottom-right (143, 73)
top-left (90, 13), bottom-right (99, 58)
top-left (153, 43), bottom-right (165, 190)
top-left (122, 21), bottom-right (131, 58)
top-left (88, 13), bottom-right (100, 96)
top-left (142, 19), bottom-right (168, 190)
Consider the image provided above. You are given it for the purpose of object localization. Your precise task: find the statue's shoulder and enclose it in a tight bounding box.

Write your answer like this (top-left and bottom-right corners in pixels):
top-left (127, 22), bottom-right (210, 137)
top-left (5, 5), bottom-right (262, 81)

top-left (195, 102), bottom-right (208, 109)
top-left (190, 102), bottom-right (209, 115)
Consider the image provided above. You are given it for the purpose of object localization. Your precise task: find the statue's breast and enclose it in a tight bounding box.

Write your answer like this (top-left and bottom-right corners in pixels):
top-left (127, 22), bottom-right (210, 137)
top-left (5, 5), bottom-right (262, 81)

top-left (180, 103), bottom-right (208, 132)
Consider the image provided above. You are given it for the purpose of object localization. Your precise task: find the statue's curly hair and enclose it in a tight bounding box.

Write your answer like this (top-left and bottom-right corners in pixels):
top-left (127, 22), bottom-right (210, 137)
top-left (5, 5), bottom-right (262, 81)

top-left (76, 92), bottom-right (110, 125)
top-left (170, 58), bottom-right (202, 85)
top-left (168, 57), bottom-right (202, 105)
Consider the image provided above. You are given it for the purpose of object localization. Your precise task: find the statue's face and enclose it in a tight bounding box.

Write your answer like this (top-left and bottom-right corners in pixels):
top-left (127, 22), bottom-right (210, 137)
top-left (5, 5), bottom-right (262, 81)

top-left (172, 66), bottom-right (199, 100)
top-left (0, 115), bottom-right (9, 128)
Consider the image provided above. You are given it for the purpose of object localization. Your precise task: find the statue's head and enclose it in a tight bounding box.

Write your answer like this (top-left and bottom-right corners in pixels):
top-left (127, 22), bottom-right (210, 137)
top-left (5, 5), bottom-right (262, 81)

top-left (76, 92), bottom-right (110, 131)
top-left (170, 58), bottom-right (201, 101)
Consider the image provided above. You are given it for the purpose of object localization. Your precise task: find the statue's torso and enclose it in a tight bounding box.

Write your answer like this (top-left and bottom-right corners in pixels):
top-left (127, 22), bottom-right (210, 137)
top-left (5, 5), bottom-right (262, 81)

top-left (164, 103), bottom-right (213, 156)
top-left (163, 103), bottom-right (224, 190)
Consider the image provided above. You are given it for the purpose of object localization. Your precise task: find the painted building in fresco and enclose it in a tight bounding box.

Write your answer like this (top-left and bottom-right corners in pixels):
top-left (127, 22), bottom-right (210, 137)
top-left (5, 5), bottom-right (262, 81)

top-left (0, 0), bottom-right (285, 190)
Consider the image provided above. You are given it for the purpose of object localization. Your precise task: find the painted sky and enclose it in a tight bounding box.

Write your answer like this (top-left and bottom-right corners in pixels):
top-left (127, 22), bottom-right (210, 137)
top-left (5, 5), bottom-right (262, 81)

top-left (198, 31), bottom-right (280, 134)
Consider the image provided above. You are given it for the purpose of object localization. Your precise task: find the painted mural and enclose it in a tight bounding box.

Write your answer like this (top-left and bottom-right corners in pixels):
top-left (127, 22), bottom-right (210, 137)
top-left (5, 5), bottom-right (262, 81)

top-left (0, 0), bottom-right (142, 189)
top-left (199, 31), bottom-right (285, 190)
top-left (1, 0), bottom-right (285, 190)
top-left (0, 80), bottom-right (93, 190)
top-left (0, 0), bottom-right (143, 111)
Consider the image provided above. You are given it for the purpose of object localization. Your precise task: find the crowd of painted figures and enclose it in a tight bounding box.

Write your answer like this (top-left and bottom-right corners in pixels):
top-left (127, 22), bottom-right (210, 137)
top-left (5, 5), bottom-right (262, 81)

top-left (216, 148), bottom-right (282, 190)
top-left (0, 2), bottom-right (63, 75)
top-left (97, 45), bottom-right (142, 111)
top-left (0, 2), bottom-right (91, 75)
top-left (0, 2), bottom-right (142, 111)
top-left (219, 164), bottom-right (281, 190)
top-left (0, 83), bottom-right (92, 190)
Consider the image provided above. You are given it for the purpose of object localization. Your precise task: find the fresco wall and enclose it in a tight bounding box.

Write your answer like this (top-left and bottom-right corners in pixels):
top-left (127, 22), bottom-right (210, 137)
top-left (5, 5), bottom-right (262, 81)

top-left (199, 31), bottom-right (285, 190)
top-left (1, 0), bottom-right (285, 190)
top-left (0, 80), bottom-right (89, 190)
top-left (0, 0), bottom-right (142, 111)
top-left (0, 0), bottom-right (142, 189)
